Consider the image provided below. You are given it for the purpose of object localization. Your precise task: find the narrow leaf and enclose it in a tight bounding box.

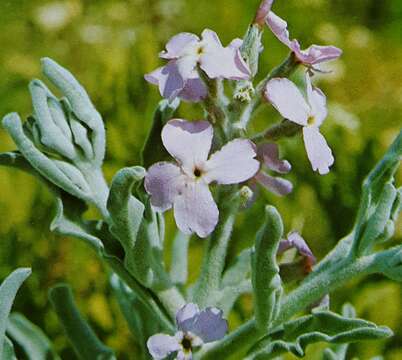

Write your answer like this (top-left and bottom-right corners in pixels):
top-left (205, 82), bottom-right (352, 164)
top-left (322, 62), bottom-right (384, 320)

top-left (2, 336), bottom-right (17, 360)
top-left (0, 268), bottom-right (31, 357)
top-left (170, 231), bottom-right (190, 285)
top-left (49, 284), bottom-right (116, 360)
top-left (7, 313), bottom-right (60, 360)
top-left (252, 206), bottom-right (284, 331)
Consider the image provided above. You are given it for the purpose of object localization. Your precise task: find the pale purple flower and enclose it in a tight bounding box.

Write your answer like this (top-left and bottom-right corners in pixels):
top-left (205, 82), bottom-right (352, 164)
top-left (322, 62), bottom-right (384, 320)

top-left (145, 30), bottom-right (250, 102)
top-left (265, 73), bottom-right (334, 174)
top-left (266, 11), bottom-right (342, 67)
top-left (145, 119), bottom-right (259, 237)
top-left (147, 303), bottom-right (228, 360)
top-left (254, 143), bottom-right (293, 196)
top-left (279, 231), bottom-right (316, 268)
top-left (253, 0), bottom-right (274, 27)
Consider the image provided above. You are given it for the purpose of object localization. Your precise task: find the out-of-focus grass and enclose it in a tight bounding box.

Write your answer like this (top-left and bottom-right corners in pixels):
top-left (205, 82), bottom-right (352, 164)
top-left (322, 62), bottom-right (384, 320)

top-left (0, 0), bottom-right (401, 359)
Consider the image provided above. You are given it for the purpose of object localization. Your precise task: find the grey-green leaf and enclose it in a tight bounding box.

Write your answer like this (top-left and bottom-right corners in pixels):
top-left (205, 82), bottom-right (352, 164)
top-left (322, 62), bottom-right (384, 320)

top-left (252, 206), bottom-right (284, 331)
top-left (2, 336), bottom-right (17, 360)
top-left (246, 310), bottom-right (393, 360)
top-left (7, 313), bottom-right (60, 360)
top-left (107, 166), bottom-right (146, 251)
top-left (170, 231), bottom-right (190, 285)
top-left (0, 268), bottom-right (32, 357)
top-left (49, 284), bottom-right (116, 360)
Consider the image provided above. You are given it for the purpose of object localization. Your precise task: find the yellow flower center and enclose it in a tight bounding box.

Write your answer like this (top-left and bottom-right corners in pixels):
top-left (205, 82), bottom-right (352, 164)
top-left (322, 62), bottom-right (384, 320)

top-left (307, 115), bottom-right (316, 126)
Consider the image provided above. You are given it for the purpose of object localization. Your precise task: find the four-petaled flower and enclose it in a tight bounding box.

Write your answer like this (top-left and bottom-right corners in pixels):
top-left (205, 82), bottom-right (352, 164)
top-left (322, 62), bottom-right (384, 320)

top-left (147, 303), bottom-right (228, 360)
top-left (145, 30), bottom-right (250, 102)
top-left (266, 10), bottom-right (342, 68)
top-left (145, 119), bottom-right (260, 237)
top-left (265, 73), bottom-right (334, 174)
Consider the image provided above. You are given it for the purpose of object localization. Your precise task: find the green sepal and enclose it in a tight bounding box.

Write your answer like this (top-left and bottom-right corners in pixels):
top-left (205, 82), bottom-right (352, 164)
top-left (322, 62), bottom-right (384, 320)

top-left (49, 284), bottom-right (116, 360)
top-left (246, 310), bottom-right (393, 360)
top-left (0, 268), bottom-right (32, 357)
top-left (251, 206), bottom-right (284, 331)
top-left (7, 313), bottom-right (60, 360)
top-left (141, 98), bottom-right (180, 168)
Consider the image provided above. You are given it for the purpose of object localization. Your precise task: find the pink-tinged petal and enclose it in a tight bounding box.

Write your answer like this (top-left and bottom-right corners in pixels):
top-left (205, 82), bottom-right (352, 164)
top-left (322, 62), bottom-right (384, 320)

top-left (199, 30), bottom-right (250, 80)
top-left (147, 334), bottom-right (181, 360)
top-left (145, 61), bottom-right (185, 101)
top-left (258, 143), bottom-right (291, 174)
top-left (160, 32), bottom-right (200, 59)
top-left (162, 119), bottom-right (213, 171)
top-left (203, 139), bottom-right (260, 185)
top-left (173, 181), bottom-right (218, 238)
top-left (265, 78), bottom-right (309, 126)
top-left (176, 303), bottom-right (200, 332)
top-left (254, 0), bottom-right (274, 27)
top-left (302, 126), bottom-right (334, 175)
top-left (179, 76), bottom-right (208, 102)
top-left (145, 162), bottom-right (185, 212)
top-left (255, 171), bottom-right (293, 196)
top-left (190, 307), bottom-right (228, 343)
top-left (295, 45), bottom-right (342, 65)
top-left (266, 11), bottom-right (292, 48)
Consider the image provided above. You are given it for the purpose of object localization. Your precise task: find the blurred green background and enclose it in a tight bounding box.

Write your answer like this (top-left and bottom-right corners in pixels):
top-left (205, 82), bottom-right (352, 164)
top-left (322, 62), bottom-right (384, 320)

top-left (0, 0), bottom-right (401, 359)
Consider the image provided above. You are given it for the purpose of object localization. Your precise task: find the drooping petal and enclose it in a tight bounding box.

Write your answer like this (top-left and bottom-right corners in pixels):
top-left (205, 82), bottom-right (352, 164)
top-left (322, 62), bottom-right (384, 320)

top-left (302, 126), bottom-right (334, 175)
top-left (203, 139), bottom-right (260, 185)
top-left (162, 119), bottom-right (213, 171)
top-left (279, 231), bottom-right (316, 264)
top-left (255, 171), bottom-right (293, 196)
top-left (173, 180), bottom-right (219, 238)
top-left (294, 44), bottom-right (342, 65)
top-left (199, 29), bottom-right (250, 80)
top-left (145, 61), bottom-right (185, 101)
top-left (265, 78), bottom-right (310, 126)
top-left (266, 11), bottom-right (292, 48)
top-left (147, 334), bottom-right (181, 360)
top-left (145, 162), bottom-right (185, 212)
top-left (305, 73), bottom-right (327, 126)
top-left (254, 0), bottom-right (274, 26)
top-left (179, 76), bottom-right (208, 102)
top-left (189, 307), bottom-right (228, 343)
top-left (258, 143), bottom-right (291, 174)
top-left (176, 303), bottom-right (200, 332)
top-left (160, 32), bottom-right (200, 59)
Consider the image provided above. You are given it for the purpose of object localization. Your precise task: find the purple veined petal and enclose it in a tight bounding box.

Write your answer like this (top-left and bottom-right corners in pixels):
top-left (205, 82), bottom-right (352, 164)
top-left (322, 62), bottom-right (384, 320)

top-left (265, 78), bottom-right (310, 126)
top-left (189, 307), bottom-right (228, 343)
top-left (258, 143), bottom-right (292, 174)
top-left (296, 44), bottom-right (342, 65)
top-left (179, 76), bottom-right (208, 102)
top-left (254, 171), bottom-right (293, 196)
top-left (203, 139), bottom-right (260, 185)
top-left (144, 61), bottom-right (185, 101)
top-left (176, 303), bottom-right (200, 332)
top-left (266, 11), bottom-right (292, 48)
top-left (286, 231), bottom-right (316, 264)
top-left (305, 73), bottom-right (327, 126)
top-left (161, 119), bottom-right (213, 171)
top-left (199, 29), bottom-right (250, 80)
top-left (147, 333), bottom-right (181, 360)
top-left (145, 162), bottom-right (185, 212)
top-left (160, 32), bottom-right (200, 59)
top-left (302, 126), bottom-right (334, 175)
top-left (173, 180), bottom-right (219, 238)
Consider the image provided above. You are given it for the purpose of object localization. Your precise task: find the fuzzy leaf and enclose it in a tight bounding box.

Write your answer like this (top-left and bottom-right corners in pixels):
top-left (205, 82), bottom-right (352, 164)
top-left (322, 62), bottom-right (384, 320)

top-left (170, 231), bottom-right (190, 285)
top-left (41, 58), bottom-right (105, 165)
top-left (247, 310), bottom-right (393, 360)
top-left (141, 98), bottom-right (180, 168)
top-left (107, 167), bottom-right (146, 251)
top-left (7, 313), bottom-right (60, 360)
top-left (0, 268), bottom-right (32, 357)
top-left (252, 206), bottom-right (284, 331)
top-left (222, 248), bottom-right (252, 288)
top-left (49, 284), bottom-right (116, 360)
top-left (2, 337), bottom-right (17, 360)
